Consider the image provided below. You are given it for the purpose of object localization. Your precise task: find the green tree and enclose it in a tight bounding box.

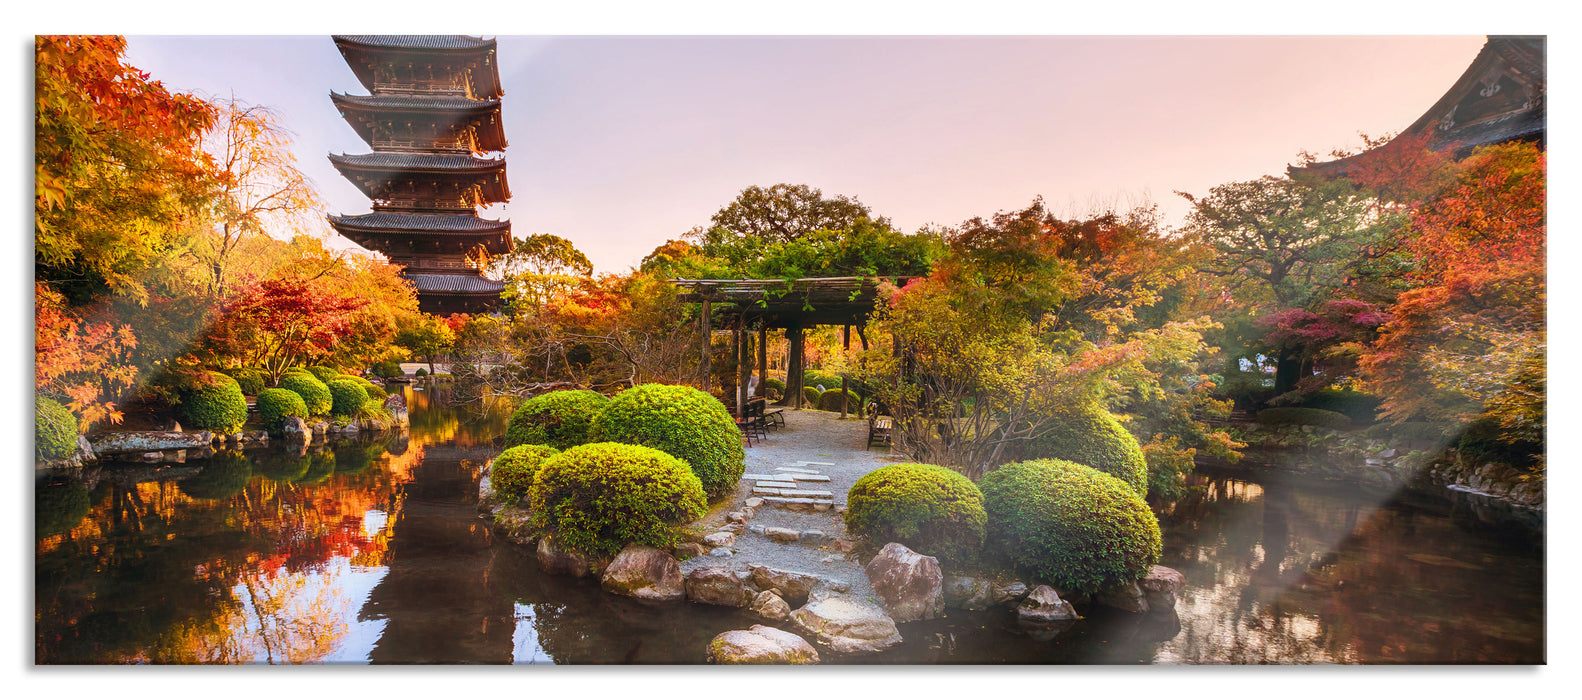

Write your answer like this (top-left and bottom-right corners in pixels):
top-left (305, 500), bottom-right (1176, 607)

top-left (394, 315), bottom-right (455, 375)
top-left (710, 183), bottom-right (888, 242)
top-left (490, 233), bottom-right (594, 314)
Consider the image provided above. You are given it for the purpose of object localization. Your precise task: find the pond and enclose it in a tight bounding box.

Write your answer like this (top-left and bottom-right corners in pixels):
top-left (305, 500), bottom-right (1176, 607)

top-left (34, 388), bottom-right (1545, 664)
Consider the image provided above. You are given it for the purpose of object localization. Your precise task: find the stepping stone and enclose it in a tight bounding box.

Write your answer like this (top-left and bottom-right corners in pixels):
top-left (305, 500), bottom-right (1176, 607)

top-left (779, 490), bottom-right (833, 499)
top-left (762, 497), bottom-right (824, 510)
top-left (775, 467), bottom-right (820, 474)
top-left (755, 480), bottom-right (797, 489)
top-left (742, 473), bottom-right (782, 481)
top-left (752, 487), bottom-right (785, 496)
top-left (765, 527), bottom-right (800, 543)
top-left (788, 474), bottom-right (830, 482)
top-left (792, 461), bottom-right (835, 467)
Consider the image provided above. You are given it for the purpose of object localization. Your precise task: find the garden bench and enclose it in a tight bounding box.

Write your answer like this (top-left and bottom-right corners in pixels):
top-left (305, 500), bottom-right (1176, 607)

top-left (867, 401), bottom-right (893, 449)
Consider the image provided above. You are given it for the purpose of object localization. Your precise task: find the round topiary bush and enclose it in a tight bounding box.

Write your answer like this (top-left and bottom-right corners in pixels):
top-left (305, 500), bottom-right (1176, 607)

top-left (801, 386), bottom-right (822, 407)
top-left (759, 377), bottom-right (786, 399)
top-left (35, 397), bottom-right (78, 463)
top-left (844, 463), bottom-right (985, 562)
top-left (327, 378), bottom-right (369, 417)
top-left (491, 444), bottom-right (560, 504)
top-left (589, 383), bottom-right (745, 498)
top-left (1024, 400), bottom-right (1148, 497)
top-left (178, 371), bottom-right (249, 434)
top-left (257, 388), bottom-right (309, 434)
top-left (363, 384), bottom-right (387, 403)
top-left (278, 373), bottom-right (332, 416)
top-left (504, 390), bottom-right (611, 450)
top-left (224, 368), bottom-right (267, 396)
top-left (1255, 407), bottom-right (1352, 430)
top-left (306, 365), bottom-right (342, 384)
top-left (804, 371), bottom-right (842, 392)
top-left (529, 442), bottom-right (707, 557)
top-left (372, 360), bottom-right (403, 379)
top-left (978, 458), bottom-right (1162, 593)
top-left (816, 388), bottom-right (861, 413)
top-left (178, 452), bottom-right (253, 500)
top-left (415, 368), bottom-right (429, 378)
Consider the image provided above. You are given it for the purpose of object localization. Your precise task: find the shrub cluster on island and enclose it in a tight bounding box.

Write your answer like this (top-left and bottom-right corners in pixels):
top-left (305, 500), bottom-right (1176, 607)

top-left (479, 382), bottom-right (1186, 663)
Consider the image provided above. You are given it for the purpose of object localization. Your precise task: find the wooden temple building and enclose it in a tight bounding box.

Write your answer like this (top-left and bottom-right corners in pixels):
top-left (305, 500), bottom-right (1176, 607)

top-left (1297, 35), bottom-right (1544, 178)
top-left (673, 277), bottom-right (910, 417)
top-left (326, 35), bottom-right (511, 315)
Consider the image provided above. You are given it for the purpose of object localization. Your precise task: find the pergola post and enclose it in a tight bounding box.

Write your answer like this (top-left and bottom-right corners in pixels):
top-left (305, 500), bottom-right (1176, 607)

top-left (736, 318), bottom-right (750, 416)
top-left (840, 324), bottom-right (851, 419)
top-left (788, 324), bottom-right (804, 409)
top-left (757, 324), bottom-right (768, 398)
top-left (698, 297), bottom-right (712, 392)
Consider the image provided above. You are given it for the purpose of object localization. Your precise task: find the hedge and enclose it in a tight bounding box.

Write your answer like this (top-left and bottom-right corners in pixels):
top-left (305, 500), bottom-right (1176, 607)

top-left (529, 442), bottom-right (707, 557)
top-left (979, 458), bottom-right (1162, 593)
top-left (278, 373), bottom-right (332, 416)
top-left (491, 444), bottom-right (561, 504)
top-left (35, 397), bottom-right (78, 463)
top-left (589, 383), bottom-right (745, 498)
top-left (1024, 400), bottom-right (1149, 497)
top-left (816, 388), bottom-right (861, 413)
top-left (327, 378), bottom-right (370, 417)
top-left (503, 389), bottom-right (611, 450)
top-left (178, 371), bottom-right (249, 433)
top-left (844, 463), bottom-right (985, 562)
top-left (257, 388), bottom-right (309, 434)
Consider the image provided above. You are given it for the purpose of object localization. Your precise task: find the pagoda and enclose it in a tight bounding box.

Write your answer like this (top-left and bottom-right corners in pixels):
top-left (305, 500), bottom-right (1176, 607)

top-left (326, 35), bottom-right (511, 315)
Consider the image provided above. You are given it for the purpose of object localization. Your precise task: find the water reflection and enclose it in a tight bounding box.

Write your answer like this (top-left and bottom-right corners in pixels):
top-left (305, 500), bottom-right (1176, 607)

top-left (35, 386), bottom-right (1543, 664)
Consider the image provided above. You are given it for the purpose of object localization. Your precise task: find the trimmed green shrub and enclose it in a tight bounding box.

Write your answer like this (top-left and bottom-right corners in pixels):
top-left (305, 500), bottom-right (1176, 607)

top-left (35, 397), bottom-right (78, 463)
top-left (529, 442), bottom-right (707, 557)
top-left (281, 367), bottom-right (314, 379)
top-left (589, 383), bottom-right (745, 498)
top-left (844, 463), bottom-right (985, 562)
top-left (363, 384), bottom-right (387, 402)
top-left (816, 388), bottom-right (861, 413)
top-left (504, 390), bottom-right (611, 450)
top-left (1255, 407), bottom-right (1351, 430)
top-left (306, 365), bottom-right (341, 384)
top-left (224, 367), bottom-right (267, 396)
top-left (179, 452), bottom-right (253, 500)
top-left (804, 370), bottom-right (842, 392)
top-left (1024, 401), bottom-right (1149, 497)
top-left (372, 360), bottom-right (403, 378)
top-left (802, 386), bottom-right (822, 406)
top-left (979, 458), bottom-right (1162, 593)
top-left (278, 373), bottom-right (332, 415)
top-left (415, 368), bottom-right (429, 377)
top-left (760, 377), bottom-right (786, 399)
top-left (257, 388), bottom-right (309, 434)
top-left (327, 378), bottom-right (369, 417)
top-left (36, 478), bottom-right (92, 538)
top-left (491, 444), bottom-right (561, 504)
top-left (178, 371), bottom-right (249, 433)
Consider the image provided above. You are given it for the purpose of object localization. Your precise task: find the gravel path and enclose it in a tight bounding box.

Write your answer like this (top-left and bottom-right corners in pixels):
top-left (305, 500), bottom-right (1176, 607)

top-left (679, 409), bottom-right (907, 599)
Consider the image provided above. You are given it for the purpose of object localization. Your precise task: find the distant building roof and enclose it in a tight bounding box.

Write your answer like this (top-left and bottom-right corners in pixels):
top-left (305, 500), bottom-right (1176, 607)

top-left (404, 273), bottom-right (506, 294)
top-left (332, 35), bottom-right (502, 99)
top-left (1296, 36), bottom-right (1544, 179)
top-left (327, 212), bottom-right (511, 234)
top-left (334, 35), bottom-right (495, 51)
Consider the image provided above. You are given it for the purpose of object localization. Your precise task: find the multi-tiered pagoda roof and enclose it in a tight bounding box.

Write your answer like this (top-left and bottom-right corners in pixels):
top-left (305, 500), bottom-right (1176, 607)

top-left (326, 34), bottom-right (511, 315)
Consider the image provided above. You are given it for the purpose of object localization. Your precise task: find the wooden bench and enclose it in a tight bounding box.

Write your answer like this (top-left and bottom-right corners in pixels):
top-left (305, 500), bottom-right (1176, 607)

top-left (867, 402), bottom-right (893, 449)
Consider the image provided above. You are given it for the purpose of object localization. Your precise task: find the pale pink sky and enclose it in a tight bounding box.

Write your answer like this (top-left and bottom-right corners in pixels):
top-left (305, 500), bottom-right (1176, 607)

top-left (124, 35), bottom-right (1487, 273)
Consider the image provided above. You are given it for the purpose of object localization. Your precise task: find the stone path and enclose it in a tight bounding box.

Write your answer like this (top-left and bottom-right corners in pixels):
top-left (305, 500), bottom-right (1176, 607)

top-left (679, 409), bottom-right (905, 601)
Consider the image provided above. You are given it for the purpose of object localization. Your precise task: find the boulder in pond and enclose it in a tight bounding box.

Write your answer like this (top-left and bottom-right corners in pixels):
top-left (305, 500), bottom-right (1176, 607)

top-left (536, 534), bottom-right (590, 577)
top-left (1018, 585), bottom-right (1078, 623)
top-left (789, 596), bottom-right (903, 654)
top-left (1139, 565), bottom-right (1186, 611)
top-left (382, 392), bottom-right (409, 426)
top-left (749, 589), bottom-right (791, 621)
top-left (706, 625), bottom-right (819, 664)
top-left (685, 566), bottom-right (750, 607)
top-left (600, 544), bottom-right (685, 602)
top-left (749, 565), bottom-right (821, 605)
top-left (942, 575), bottom-right (995, 611)
top-left (864, 542), bottom-right (943, 623)
top-left (282, 417), bottom-right (312, 445)
top-left (993, 580), bottom-right (1030, 606)
top-left (1095, 580), bottom-right (1149, 614)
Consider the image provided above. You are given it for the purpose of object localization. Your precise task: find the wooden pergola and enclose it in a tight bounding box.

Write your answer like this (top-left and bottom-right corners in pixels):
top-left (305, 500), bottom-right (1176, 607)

top-left (672, 277), bottom-right (910, 417)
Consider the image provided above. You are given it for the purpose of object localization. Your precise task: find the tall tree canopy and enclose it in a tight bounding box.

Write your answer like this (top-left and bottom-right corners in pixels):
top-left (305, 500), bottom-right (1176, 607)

top-left (709, 183), bottom-right (889, 243)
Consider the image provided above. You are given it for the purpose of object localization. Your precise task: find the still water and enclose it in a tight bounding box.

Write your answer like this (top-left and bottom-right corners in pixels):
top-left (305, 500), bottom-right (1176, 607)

top-left (34, 388), bottom-right (1544, 664)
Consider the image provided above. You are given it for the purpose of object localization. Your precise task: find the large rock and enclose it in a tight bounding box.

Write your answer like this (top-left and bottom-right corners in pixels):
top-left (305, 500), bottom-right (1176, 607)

top-left (703, 531), bottom-right (736, 548)
top-left (673, 542), bottom-right (708, 559)
top-left (863, 542), bottom-right (943, 623)
top-left (71, 436), bottom-right (97, 465)
top-left (282, 417), bottom-right (312, 445)
top-left (942, 575), bottom-right (996, 611)
top-left (749, 565), bottom-right (821, 605)
top-left (536, 535), bottom-right (590, 577)
top-left (1018, 585), bottom-right (1078, 623)
top-left (685, 566), bottom-right (750, 607)
top-left (601, 545), bottom-right (685, 602)
top-left (789, 596), bottom-right (903, 654)
top-left (88, 431), bottom-right (212, 454)
top-left (1095, 580), bottom-right (1150, 614)
top-left (993, 580), bottom-right (1030, 606)
top-left (1139, 565), bottom-right (1186, 611)
top-left (382, 392), bottom-right (409, 426)
top-left (749, 590), bottom-right (791, 621)
top-left (706, 625), bottom-right (820, 665)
